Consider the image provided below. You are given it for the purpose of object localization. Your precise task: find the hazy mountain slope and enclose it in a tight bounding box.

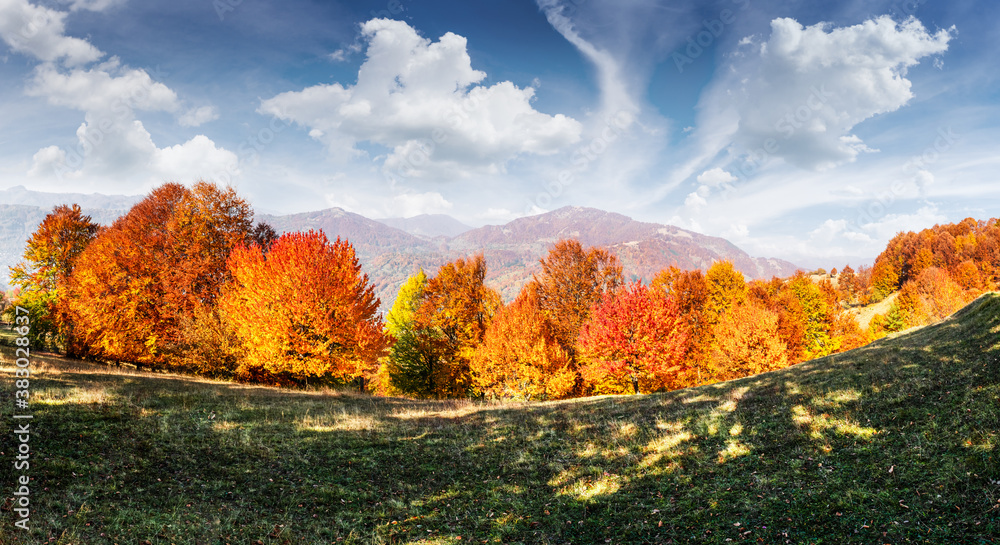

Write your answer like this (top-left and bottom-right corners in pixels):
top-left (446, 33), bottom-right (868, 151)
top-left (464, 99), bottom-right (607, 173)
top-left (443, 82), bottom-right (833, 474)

top-left (0, 185), bottom-right (141, 210)
top-left (2, 197), bottom-right (803, 309)
top-left (445, 206), bottom-right (801, 299)
top-left (258, 208), bottom-right (441, 307)
top-left (0, 204), bottom-right (129, 289)
top-left (375, 214), bottom-right (472, 238)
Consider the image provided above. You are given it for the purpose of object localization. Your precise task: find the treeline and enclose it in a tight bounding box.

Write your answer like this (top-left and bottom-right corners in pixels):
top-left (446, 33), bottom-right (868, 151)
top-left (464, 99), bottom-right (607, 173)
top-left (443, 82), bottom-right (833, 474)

top-left (5, 181), bottom-right (999, 398)
top-left (374, 243), bottom-right (874, 400)
top-left (5, 182), bottom-right (388, 387)
top-left (866, 217), bottom-right (1000, 336)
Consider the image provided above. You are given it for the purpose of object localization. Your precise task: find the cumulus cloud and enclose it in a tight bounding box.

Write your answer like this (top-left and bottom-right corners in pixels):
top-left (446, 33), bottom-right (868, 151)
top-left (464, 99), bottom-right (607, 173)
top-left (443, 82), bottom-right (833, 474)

top-left (26, 59), bottom-right (180, 112)
top-left (28, 145), bottom-right (68, 177)
top-left (711, 16), bottom-right (953, 170)
top-left (0, 0), bottom-right (103, 65)
top-left (724, 223), bottom-right (749, 240)
top-left (259, 18), bottom-right (582, 179)
top-left (1, 1), bottom-right (238, 189)
top-left (684, 185), bottom-right (710, 210)
top-left (696, 167), bottom-right (736, 187)
top-left (24, 57), bottom-right (234, 185)
top-left (179, 105), bottom-right (220, 127)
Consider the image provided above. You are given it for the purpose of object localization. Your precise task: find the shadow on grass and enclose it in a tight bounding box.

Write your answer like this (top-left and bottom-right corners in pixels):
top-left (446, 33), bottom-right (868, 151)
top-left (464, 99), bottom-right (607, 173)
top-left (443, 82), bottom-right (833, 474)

top-left (1, 294), bottom-right (998, 544)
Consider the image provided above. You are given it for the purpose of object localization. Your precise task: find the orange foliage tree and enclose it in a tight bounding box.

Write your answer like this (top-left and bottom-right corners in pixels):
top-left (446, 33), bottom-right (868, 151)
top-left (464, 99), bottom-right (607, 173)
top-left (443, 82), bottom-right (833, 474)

top-left (64, 182), bottom-right (270, 365)
top-left (470, 284), bottom-right (577, 400)
top-left (9, 204), bottom-right (100, 347)
top-left (532, 239), bottom-right (624, 358)
top-left (709, 301), bottom-right (788, 382)
top-left (652, 266), bottom-right (711, 386)
top-left (837, 264), bottom-right (859, 304)
top-left (415, 254), bottom-right (501, 398)
top-left (577, 282), bottom-right (689, 395)
top-left (870, 253), bottom-right (902, 303)
top-left (220, 230), bottom-right (389, 386)
top-left (895, 267), bottom-right (973, 327)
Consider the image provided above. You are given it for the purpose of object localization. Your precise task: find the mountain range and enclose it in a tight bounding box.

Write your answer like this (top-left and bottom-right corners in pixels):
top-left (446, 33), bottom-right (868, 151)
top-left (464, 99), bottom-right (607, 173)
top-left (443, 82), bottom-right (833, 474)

top-left (264, 206), bottom-right (800, 306)
top-left (1, 187), bottom-right (802, 308)
top-left (374, 214), bottom-right (472, 238)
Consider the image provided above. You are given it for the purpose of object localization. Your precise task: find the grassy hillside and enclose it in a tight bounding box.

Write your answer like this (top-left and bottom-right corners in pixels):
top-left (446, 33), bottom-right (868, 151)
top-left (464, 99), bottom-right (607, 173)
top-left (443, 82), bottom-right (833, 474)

top-left (1, 295), bottom-right (999, 544)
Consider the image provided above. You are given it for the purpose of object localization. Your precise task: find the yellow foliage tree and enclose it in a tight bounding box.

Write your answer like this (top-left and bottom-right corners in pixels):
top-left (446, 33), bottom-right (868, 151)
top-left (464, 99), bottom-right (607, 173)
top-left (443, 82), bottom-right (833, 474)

top-left (470, 284), bottom-right (577, 400)
top-left (709, 301), bottom-right (788, 382)
top-left (220, 230), bottom-right (389, 386)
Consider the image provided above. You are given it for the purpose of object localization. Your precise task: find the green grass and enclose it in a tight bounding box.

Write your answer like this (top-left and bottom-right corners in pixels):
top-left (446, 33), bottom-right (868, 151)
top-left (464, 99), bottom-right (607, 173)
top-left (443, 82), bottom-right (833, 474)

top-left (2, 295), bottom-right (1000, 544)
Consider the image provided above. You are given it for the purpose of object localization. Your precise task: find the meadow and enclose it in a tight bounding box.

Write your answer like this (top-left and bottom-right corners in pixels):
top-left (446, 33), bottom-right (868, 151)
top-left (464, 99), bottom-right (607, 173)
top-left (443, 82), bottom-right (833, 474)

top-left (1, 294), bottom-right (999, 544)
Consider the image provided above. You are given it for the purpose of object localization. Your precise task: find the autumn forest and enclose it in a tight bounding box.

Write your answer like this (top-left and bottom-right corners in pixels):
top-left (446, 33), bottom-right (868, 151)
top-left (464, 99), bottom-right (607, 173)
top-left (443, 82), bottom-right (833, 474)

top-left (5, 181), bottom-right (999, 400)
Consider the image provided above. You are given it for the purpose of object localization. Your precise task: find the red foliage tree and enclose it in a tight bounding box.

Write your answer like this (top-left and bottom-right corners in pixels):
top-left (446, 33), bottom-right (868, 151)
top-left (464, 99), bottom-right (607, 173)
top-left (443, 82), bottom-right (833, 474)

top-left (577, 282), bottom-right (689, 394)
top-left (652, 266), bottom-right (712, 386)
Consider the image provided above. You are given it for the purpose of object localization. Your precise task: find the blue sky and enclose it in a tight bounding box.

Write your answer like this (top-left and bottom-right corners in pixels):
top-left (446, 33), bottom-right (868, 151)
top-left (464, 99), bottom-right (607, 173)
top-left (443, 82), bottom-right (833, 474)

top-left (1, 0), bottom-right (997, 267)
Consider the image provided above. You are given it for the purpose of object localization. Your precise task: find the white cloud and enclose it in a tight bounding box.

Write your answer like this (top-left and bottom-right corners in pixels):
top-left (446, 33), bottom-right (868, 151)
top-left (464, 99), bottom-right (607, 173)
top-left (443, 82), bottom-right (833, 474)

top-left (28, 145), bottom-right (68, 177)
top-left (259, 18), bottom-right (582, 180)
top-left (857, 205), bottom-right (947, 242)
top-left (23, 56), bottom-right (235, 188)
top-left (26, 59), bottom-right (180, 113)
top-left (0, 0), bottom-right (103, 66)
top-left (150, 135), bottom-right (238, 183)
top-left (535, 0), bottom-right (637, 120)
top-left (391, 192), bottom-right (453, 217)
top-left (684, 190), bottom-right (707, 210)
top-left (709, 16), bottom-right (953, 170)
top-left (914, 168), bottom-right (934, 195)
top-left (481, 207), bottom-right (517, 222)
top-left (809, 218), bottom-right (849, 242)
top-left (328, 43), bottom-right (362, 63)
top-left (724, 223), bottom-right (749, 239)
top-left (179, 105), bottom-right (220, 127)
top-left (696, 167), bottom-right (736, 187)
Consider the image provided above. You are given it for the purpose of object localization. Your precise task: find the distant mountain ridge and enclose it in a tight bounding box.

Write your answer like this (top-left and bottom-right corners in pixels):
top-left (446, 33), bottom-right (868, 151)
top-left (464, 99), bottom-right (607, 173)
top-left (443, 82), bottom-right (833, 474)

top-left (0, 204), bottom-right (131, 289)
top-left (259, 205), bottom-right (802, 306)
top-left (0, 189), bottom-right (803, 308)
top-left (0, 185), bottom-right (141, 210)
top-left (375, 214), bottom-right (472, 239)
